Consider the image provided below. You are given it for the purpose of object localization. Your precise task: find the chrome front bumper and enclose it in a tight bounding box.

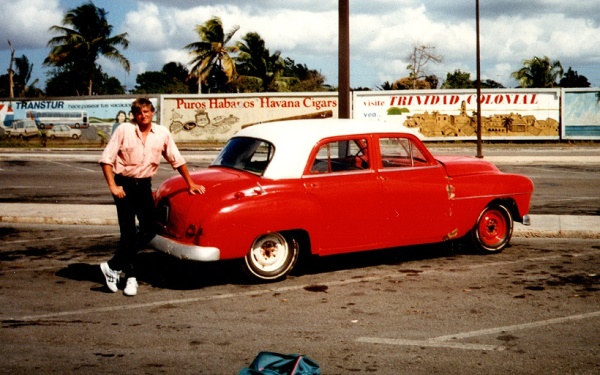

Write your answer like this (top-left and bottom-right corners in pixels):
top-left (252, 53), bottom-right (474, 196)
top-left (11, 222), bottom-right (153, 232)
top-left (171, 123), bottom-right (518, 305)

top-left (522, 214), bottom-right (531, 226)
top-left (149, 235), bottom-right (220, 262)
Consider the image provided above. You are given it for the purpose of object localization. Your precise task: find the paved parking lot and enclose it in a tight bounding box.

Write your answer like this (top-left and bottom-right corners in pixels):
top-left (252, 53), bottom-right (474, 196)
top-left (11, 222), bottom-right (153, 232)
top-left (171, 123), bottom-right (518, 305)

top-left (1, 223), bottom-right (598, 374)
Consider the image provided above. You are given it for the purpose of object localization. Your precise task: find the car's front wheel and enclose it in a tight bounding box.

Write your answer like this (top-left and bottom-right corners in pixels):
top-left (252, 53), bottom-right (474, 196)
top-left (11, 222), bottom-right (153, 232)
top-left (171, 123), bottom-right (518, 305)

top-left (244, 232), bottom-right (299, 281)
top-left (470, 204), bottom-right (513, 254)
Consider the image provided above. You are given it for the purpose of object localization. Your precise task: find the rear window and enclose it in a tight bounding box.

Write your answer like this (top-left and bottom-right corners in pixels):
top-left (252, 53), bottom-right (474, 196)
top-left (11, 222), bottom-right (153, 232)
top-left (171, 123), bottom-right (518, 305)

top-left (211, 137), bottom-right (275, 175)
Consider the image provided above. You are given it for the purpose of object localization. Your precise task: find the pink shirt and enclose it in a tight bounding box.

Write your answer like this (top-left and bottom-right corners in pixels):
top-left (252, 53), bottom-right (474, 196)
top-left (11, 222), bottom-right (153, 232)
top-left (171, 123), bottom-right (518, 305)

top-left (99, 122), bottom-right (186, 178)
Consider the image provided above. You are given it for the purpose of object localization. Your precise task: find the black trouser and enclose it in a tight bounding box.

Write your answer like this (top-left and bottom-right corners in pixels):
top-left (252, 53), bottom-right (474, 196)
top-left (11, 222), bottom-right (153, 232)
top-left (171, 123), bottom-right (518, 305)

top-left (107, 174), bottom-right (156, 277)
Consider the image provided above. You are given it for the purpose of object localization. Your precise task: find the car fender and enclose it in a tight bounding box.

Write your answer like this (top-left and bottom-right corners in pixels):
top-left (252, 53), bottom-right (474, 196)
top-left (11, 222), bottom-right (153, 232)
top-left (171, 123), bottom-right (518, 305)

top-left (197, 186), bottom-right (322, 259)
top-left (448, 172), bottom-right (533, 234)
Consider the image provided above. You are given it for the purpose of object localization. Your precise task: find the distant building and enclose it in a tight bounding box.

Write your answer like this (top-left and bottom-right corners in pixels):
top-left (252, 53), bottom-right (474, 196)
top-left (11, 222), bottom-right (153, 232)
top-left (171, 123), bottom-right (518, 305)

top-left (404, 101), bottom-right (558, 137)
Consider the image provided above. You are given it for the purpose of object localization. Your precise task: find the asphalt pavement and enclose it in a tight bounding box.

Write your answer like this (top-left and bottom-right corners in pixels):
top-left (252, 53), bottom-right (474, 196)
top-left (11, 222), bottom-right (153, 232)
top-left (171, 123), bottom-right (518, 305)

top-left (1, 146), bottom-right (599, 239)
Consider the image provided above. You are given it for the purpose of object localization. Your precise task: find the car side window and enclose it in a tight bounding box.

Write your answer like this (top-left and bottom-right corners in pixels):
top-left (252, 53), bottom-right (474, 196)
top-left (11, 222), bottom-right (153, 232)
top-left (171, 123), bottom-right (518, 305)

top-left (379, 137), bottom-right (429, 168)
top-left (310, 138), bottom-right (369, 174)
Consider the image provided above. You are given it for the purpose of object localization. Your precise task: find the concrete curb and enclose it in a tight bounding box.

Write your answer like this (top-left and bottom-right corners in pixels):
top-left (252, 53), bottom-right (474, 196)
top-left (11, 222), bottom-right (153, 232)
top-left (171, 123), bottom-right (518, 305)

top-left (514, 215), bottom-right (600, 239)
top-left (0, 203), bottom-right (118, 226)
top-left (1, 203), bottom-right (599, 239)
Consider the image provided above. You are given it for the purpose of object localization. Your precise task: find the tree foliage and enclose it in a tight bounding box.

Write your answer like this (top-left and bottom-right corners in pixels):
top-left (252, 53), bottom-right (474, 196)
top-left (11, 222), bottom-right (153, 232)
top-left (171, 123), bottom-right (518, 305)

top-left (235, 32), bottom-right (284, 92)
top-left (377, 81), bottom-right (394, 91)
top-left (229, 34), bottom-right (327, 93)
top-left (280, 58), bottom-right (327, 92)
top-left (43, 1), bottom-right (130, 96)
top-left (393, 77), bottom-right (431, 90)
top-left (559, 67), bottom-right (590, 88)
top-left (441, 69), bottom-right (472, 89)
top-left (387, 75), bottom-right (438, 90)
top-left (511, 56), bottom-right (563, 88)
top-left (185, 17), bottom-right (239, 93)
top-left (133, 62), bottom-right (193, 94)
top-left (480, 79), bottom-right (505, 89)
top-left (45, 64), bottom-right (125, 96)
top-left (441, 69), bottom-right (504, 89)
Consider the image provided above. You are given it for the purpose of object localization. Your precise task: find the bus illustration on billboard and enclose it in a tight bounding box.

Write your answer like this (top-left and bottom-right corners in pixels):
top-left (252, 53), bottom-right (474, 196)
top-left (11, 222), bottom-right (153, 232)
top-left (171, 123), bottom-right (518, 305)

top-left (26, 110), bottom-right (89, 129)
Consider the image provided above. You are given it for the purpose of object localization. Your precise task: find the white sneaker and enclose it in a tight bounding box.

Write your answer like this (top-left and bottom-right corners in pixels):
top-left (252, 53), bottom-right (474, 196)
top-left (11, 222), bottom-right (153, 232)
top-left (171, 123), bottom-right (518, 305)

top-left (123, 277), bottom-right (138, 296)
top-left (100, 262), bottom-right (120, 293)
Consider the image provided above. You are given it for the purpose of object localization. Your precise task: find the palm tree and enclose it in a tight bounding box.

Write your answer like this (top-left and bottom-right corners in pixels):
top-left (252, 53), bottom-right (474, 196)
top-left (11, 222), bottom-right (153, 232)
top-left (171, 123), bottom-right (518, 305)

top-left (502, 116), bottom-right (514, 131)
top-left (236, 32), bottom-right (285, 92)
top-left (14, 55), bottom-right (39, 97)
top-left (511, 56), bottom-right (563, 88)
top-left (44, 1), bottom-right (130, 96)
top-left (185, 17), bottom-right (239, 93)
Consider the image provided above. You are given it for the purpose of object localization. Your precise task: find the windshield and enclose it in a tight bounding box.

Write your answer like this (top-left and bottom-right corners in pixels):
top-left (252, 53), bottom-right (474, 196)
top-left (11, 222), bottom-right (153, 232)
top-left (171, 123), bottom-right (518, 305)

top-left (211, 137), bottom-right (275, 175)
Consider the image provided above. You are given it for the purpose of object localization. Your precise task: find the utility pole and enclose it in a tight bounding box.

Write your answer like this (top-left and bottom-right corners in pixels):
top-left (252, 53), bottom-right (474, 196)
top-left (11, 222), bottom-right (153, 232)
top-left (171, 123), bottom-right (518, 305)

top-left (338, 0), bottom-right (350, 119)
top-left (475, 0), bottom-right (483, 158)
top-left (8, 40), bottom-right (15, 98)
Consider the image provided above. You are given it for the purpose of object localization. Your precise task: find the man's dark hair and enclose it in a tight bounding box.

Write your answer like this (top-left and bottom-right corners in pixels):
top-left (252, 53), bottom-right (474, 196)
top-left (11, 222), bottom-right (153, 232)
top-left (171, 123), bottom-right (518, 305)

top-left (131, 97), bottom-right (155, 115)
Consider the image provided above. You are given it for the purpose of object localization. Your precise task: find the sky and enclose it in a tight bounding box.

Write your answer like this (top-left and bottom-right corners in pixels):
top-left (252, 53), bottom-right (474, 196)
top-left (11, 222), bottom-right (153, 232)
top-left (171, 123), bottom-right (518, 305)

top-left (1, 0), bottom-right (599, 93)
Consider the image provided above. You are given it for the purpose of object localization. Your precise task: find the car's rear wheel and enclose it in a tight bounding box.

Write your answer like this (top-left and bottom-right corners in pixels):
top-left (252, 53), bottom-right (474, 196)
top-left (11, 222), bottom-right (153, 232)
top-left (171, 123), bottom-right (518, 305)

top-left (244, 232), bottom-right (299, 281)
top-left (470, 204), bottom-right (513, 254)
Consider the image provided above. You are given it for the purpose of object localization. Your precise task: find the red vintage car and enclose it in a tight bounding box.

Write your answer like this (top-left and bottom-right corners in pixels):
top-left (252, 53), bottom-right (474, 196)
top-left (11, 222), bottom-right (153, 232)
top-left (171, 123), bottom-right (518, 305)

top-left (150, 119), bottom-right (533, 281)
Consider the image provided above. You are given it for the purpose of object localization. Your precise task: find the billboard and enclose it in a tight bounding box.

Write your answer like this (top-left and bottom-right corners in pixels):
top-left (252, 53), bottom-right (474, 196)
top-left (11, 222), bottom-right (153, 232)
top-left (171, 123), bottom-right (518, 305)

top-left (4, 89), bottom-right (600, 144)
top-left (353, 89), bottom-right (561, 141)
top-left (562, 89), bottom-right (600, 140)
top-left (161, 93), bottom-right (338, 142)
top-left (0, 97), bottom-right (158, 142)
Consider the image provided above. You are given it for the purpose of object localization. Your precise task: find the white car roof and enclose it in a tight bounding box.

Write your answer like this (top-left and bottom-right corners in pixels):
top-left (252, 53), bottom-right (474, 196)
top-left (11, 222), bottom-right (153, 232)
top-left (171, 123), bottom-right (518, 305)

top-left (233, 118), bottom-right (421, 180)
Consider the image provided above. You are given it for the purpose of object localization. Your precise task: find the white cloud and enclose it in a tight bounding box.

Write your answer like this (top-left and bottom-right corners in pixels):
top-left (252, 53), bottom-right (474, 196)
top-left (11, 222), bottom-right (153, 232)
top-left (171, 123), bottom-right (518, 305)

top-left (123, 3), bottom-right (168, 51)
top-left (242, 9), bottom-right (338, 53)
top-left (0, 0), bottom-right (63, 49)
top-left (159, 49), bottom-right (190, 68)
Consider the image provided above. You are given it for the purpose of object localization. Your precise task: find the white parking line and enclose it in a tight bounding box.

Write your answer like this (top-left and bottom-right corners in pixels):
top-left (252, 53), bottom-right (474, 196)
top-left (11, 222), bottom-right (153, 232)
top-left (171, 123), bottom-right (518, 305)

top-left (47, 160), bottom-right (96, 172)
top-left (356, 337), bottom-right (503, 351)
top-left (357, 310), bottom-right (600, 351)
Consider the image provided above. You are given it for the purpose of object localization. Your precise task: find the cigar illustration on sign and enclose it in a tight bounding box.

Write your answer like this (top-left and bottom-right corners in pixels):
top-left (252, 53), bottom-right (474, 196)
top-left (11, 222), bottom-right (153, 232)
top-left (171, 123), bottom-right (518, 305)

top-left (169, 108), bottom-right (239, 135)
top-left (241, 110), bottom-right (333, 129)
top-left (169, 108), bottom-right (334, 135)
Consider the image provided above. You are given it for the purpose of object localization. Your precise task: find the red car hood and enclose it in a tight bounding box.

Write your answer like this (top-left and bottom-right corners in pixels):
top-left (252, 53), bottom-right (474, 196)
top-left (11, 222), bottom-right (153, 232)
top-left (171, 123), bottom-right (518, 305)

top-left (435, 155), bottom-right (500, 177)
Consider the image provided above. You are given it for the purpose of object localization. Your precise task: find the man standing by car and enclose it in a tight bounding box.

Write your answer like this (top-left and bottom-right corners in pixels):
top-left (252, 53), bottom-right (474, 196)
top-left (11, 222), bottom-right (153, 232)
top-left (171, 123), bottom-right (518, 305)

top-left (99, 97), bottom-right (205, 296)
